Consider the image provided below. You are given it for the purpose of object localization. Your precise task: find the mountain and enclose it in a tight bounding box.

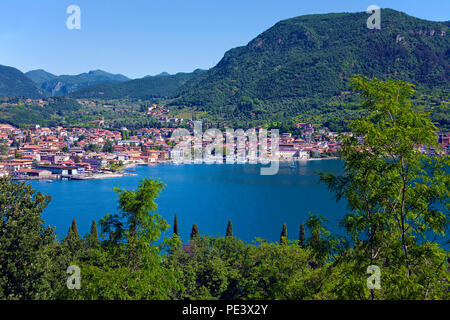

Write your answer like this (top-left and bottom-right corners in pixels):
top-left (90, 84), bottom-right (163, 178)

top-left (70, 69), bottom-right (206, 99)
top-left (169, 9), bottom-right (449, 128)
top-left (0, 65), bottom-right (44, 98)
top-left (25, 69), bottom-right (130, 96)
top-left (154, 72), bottom-right (170, 77)
top-left (25, 69), bottom-right (58, 84)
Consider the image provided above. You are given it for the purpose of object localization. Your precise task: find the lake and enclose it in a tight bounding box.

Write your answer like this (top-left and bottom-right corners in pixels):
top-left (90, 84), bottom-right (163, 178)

top-left (30, 160), bottom-right (348, 243)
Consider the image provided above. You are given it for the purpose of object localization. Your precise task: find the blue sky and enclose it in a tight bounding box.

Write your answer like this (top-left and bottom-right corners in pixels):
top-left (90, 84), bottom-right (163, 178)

top-left (0, 0), bottom-right (448, 79)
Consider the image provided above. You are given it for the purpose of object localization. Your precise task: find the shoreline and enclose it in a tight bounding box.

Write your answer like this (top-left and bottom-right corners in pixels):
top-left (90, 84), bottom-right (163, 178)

top-left (18, 157), bottom-right (341, 181)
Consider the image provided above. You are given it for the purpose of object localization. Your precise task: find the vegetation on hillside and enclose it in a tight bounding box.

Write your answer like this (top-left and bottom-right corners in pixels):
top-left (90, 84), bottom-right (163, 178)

top-left (0, 65), bottom-right (43, 98)
top-left (26, 69), bottom-right (130, 96)
top-left (168, 9), bottom-right (449, 129)
top-left (70, 69), bottom-right (206, 100)
top-left (1, 77), bottom-right (448, 300)
top-left (0, 97), bottom-right (163, 130)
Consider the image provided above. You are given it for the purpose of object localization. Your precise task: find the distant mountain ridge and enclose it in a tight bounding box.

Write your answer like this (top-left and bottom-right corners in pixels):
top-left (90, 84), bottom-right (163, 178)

top-left (0, 65), bottom-right (44, 98)
top-left (25, 69), bottom-right (130, 96)
top-left (70, 69), bottom-right (206, 99)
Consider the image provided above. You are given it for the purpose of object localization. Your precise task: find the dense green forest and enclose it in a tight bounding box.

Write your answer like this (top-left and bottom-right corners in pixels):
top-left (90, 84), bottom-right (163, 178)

top-left (1, 78), bottom-right (448, 300)
top-left (0, 97), bottom-right (164, 130)
top-left (167, 9), bottom-right (449, 129)
top-left (1, 9), bottom-right (449, 131)
top-left (0, 65), bottom-right (44, 98)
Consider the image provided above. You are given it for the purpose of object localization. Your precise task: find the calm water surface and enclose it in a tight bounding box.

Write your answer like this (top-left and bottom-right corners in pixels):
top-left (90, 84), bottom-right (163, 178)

top-left (30, 160), bottom-right (347, 243)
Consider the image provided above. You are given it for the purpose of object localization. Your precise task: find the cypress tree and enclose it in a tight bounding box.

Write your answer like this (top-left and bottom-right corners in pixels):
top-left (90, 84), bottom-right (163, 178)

top-left (226, 220), bottom-right (233, 238)
top-left (71, 218), bottom-right (79, 239)
top-left (64, 218), bottom-right (82, 255)
top-left (173, 214), bottom-right (179, 236)
top-left (299, 223), bottom-right (305, 247)
top-left (280, 223), bottom-right (288, 245)
top-left (90, 220), bottom-right (98, 240)
top-left (66, 225), bottom-right (73, 238)
top-left (190, 224), bottom-right (199, 240)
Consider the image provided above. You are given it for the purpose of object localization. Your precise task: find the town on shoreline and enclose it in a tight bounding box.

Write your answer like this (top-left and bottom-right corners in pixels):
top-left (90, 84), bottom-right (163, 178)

top-left (0, 121), bottom-right (448, 181)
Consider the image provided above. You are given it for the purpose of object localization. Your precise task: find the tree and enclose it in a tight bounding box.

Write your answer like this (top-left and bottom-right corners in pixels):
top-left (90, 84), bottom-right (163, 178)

top-left (121, 130), bottom-right (130, 140)
top-left (226, 220), bottom-right (233, 238)
top-left (0, 139), bottom-right (8, 155)
top-left (11, 139), bottom-right (20, 148)
top-left (63, 218), bottom-right (82, 257)
top-left (0, 178), bottom-right (69, 299)
top-left (280, 223), bottom-right (288, 245)
top-left (85, 143), bottom-right (100, 153)
top-left (305, 214), bottom-right (332, 268)
top-left (102, 140), bottom-right (114, 153)
top-left (87, 220), bottom-right (99, 247)
top-left (101, 178), bottom-right (168, 269)
top-left (320, 75), bottom-right (449, 299)
top-left (190, 224), bottom-right (199, 240)
top-left (173, 214), bottom-right (179, 236)
top-left (71, 218), bottom-right (79, 238)
top-left (299, 224), bottom-right (305, 247)
top-left (75, 178), bottom-right (177, 299)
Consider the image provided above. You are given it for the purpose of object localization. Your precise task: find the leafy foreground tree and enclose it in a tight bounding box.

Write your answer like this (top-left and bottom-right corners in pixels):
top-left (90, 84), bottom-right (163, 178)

top-left (0, 178), bottom-right (71, 299)
top-left (319, 75), bottom-right (449, 299)
top-left (64, 178), bottom-right (180, 299)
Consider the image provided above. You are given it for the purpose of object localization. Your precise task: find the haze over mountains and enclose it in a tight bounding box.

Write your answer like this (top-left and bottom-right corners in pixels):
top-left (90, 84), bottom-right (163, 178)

top-left (70, 69), bottom-right (206, 99)
top-left (0, 65), bottom-right (205, 99)
top-left (25, 69), bottom-right (130, 96)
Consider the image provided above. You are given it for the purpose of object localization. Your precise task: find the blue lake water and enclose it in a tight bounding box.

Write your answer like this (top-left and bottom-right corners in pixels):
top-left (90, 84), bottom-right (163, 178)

top-left (30, 160), bottom-right (349, 243)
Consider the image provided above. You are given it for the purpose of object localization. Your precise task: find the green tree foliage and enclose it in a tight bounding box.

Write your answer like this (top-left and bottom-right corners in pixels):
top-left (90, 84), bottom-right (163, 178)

top-left (0, 139), bottom-right (9, 155)
top-left (173, 214), bottom-right (179, 236)
top-left (121, 130), bottom-right (130, 140)
top-left (87, 220), bottom-right (99, 247)
top-left (0, 178), bottom-right (69, 299)
top-left (191, 224), bottom-right (200, 240)
top-left (102, 140), bottom-right (114, 153)
top-left (71, 218), bottom-right (79, 238)
top-left (226, 220), bottom-right (233, 238)
top-left (0, 76), bottom-right (448, 300)
top-left (299, 224), bottom-right (305, 248)
top-left (63, 218), bottom-right (82, 259)
top-left (66, 178), bottom-right (178, 299)
top-left (169, 10), bottom-right (450, 129)
top-left (319, 75), bottom-right (449, 299)
top-left (26, 69), bottom-right (130, 97)
top-left (280, 223), bottom-right (288, 245)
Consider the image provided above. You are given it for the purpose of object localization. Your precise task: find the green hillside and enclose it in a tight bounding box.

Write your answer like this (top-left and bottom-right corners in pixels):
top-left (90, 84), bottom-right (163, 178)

top-left (24, 69), bottom-right (58, 84)
top-left (26, 69), bottom-right (130, 96)
top-left (0, 65), bottom-right (44, 98)
top-left (168, 9), bottom-right (449, 129)
top-left (70, 69), bottom-right (206, 99)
